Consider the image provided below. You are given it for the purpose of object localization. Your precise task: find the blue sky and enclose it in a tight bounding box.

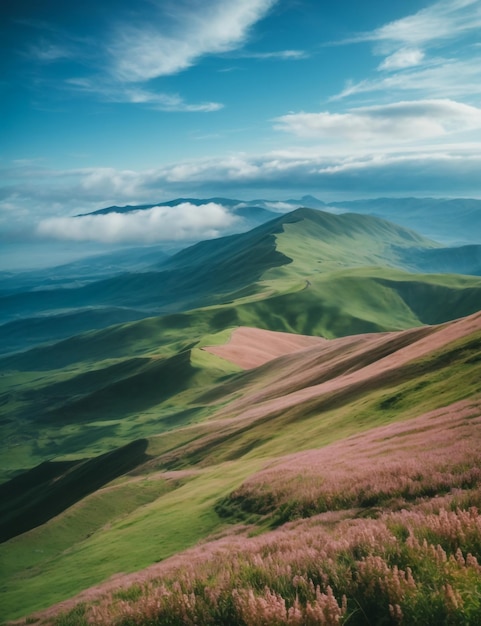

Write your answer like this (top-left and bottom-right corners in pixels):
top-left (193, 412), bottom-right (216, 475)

top-left (2, 0), bottom-right (481, 255)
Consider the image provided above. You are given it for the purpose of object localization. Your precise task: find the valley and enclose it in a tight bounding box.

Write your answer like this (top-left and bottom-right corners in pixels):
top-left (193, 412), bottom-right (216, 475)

top-left (1, 204), bottom-right (481, 625)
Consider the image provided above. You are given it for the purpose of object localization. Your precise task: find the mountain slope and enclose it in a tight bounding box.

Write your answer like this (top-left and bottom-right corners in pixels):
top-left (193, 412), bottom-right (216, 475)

top-left (1, 311), bottom-right (480, 622)
top-left (328, 196), bottom-right (481, 245)
top-left (0, 212), bottom-right (291, 326)
top-left (1, 210), bottom-right (481, 483)
top-left (397, 243), bottom-right (481, 275)
top-left (1, 207), bottom-right (481, 624)
top-left (1, 207), bottom-right (477, 335)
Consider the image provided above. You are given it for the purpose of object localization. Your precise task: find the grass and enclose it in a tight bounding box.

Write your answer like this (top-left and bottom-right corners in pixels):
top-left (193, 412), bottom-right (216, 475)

top-left (0, 330), bottom-right (241, 482)
top-left (0, 476), bottom-right (174, 577)
top-left (1, 209), bottom-right (481, 622)
top-left (0, 439), bottom-right (151, 542)
top-left (30, 492), bottom-right (481, 625)
top-left (3, 317), bottom-right (480, 620)
top-left (0, 460), bottom-right (263, 620)
top-left (222, 396), bottom-right (481, 525)
top-left (150, 327), bottom-right (481, 471)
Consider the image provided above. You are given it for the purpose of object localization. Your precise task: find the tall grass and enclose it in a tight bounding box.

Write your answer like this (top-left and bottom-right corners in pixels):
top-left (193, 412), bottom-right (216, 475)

top-left (22, 396), bottom-right (480, 625)
top-left (43, 501), bottom-right (481, 625)
top-left (221, 398), bottom-right (481, 524)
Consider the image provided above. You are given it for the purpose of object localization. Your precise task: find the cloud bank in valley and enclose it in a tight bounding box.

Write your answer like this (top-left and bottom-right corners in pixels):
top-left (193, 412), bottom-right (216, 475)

top-left (3, 138), bottom-right (481, 242)
top-left (36, 202), bottom-right (239, 243)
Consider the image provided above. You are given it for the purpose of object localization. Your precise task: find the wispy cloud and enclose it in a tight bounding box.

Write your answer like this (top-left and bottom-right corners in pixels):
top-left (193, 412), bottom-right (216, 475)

top-left (332, 0), bottom-right (481, 102)
top-left (275, 99), bottom-right (481, 144)
top-left (237, 49), bottom-right (307, 60)
top-left (378, 48), bottom-right (424, 71)
top-left (36, 202), bottom-right (239, 243)
top-left (29, 41), bottom-right (73, 62)
top-left (333, 57), bottom-right (481, 100)
top-left (24, 0), bottom-right (278, 111)
top-left (65, 79), bottom-right (223, 112)
top-left (109, 0), bottom-right (278, 82)
top-left (358, 0), bottom-right (481, 50)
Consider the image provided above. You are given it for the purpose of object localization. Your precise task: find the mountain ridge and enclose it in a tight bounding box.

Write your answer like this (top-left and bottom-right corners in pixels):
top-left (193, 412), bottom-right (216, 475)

top-left (1, 203), bottom-right (481, 622)
top-left (74, 194), bottom-right (481, 246)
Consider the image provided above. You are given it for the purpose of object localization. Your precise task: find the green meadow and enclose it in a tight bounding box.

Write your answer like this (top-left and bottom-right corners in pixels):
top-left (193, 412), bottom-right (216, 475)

top-left (1, 321), bottom-right (480, 620)
top-left (1, 208), bottom-right (481, 622)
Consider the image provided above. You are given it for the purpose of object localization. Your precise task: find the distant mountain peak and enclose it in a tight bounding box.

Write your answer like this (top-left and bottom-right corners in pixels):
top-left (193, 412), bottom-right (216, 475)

top-left (299, 195), bottom-right (325, 207)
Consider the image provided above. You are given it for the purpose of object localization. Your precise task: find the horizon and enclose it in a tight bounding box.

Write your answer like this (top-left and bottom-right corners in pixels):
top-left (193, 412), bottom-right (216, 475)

top-left (2, 0), bottom-right (481, 263)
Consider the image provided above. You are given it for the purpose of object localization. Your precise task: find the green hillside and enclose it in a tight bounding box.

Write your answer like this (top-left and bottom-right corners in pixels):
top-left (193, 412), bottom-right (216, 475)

top-left (329, 196), bottom-right (481, 245)
top-left (0, 207), bottom-right (477, 344)
top-left (0, 207), bottom-right (439, 326)
top-left (1, 208), bottom-right (481, 623)
top-left (1, 314), bottom-right (480, 621)
top-left (1, 209), bottom-right (481, 483)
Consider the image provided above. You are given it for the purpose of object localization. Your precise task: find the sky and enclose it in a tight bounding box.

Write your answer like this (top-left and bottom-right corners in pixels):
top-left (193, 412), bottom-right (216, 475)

top-left (2, 0), bottom-right (481, 262)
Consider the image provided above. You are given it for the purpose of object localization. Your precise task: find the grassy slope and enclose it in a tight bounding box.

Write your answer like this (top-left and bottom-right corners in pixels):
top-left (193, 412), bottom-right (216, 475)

top-left (2, 266), bottom-right (480, 482)
top-left (1, 209), bottom-right (480, 480)
top-left (1, 209), bottom-right (480, 478)
top-left (329, 196), bottom-right (481, 245)
top-left (0, 213), bottom-right (290, 326)
top-left (1, 209), bottom-right (481, 620)
top-left (0, 307), bottom-right (148, 356)
top-left (0, 439), bottom-right (151, 542)
top-left (1, 315), bottom-right (481, 620)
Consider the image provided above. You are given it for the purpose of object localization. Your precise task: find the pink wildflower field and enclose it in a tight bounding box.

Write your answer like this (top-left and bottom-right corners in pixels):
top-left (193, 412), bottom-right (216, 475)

top-left (25, 396), bottom-right (481, 626)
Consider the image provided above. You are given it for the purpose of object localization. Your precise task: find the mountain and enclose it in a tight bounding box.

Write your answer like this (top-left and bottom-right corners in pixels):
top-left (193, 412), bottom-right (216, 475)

top-left (1, 207), bottom-right (481, 353)
top-left (292, 193), bottom-right (326, 208)
top-left (0, 244), bottom-right (172, 296)
top-left (1, 310), bottom-right (480, 622)
top-left (78, 196), bottom-right (279, 231)
top-left (1, 206), bottom-right (481, 622)
top-left (0, 208), bottom-right (467, 323)
top-left (1, 208), bottom-right (481, 468)
top-left (0, 307), bottom-right (148, 356)
top-left (326, 196), bottom-right (481, 245)
top-left (82, 195), bottom-right (481, 246)
top-left (398, 243), bottom-right (481, 276)
top-left (78, 197), bottom-right (244, 215)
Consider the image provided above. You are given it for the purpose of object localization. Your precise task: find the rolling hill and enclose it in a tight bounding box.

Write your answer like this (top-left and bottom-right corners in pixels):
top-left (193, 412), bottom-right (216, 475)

top-left (1, 207), bottom-right (481, 624)
top-left (1, 311), bottom-right (480, 623)
top-left (327, 196), bottom-right (481, 245)
top-left (78, 194), bottom-right (481, 248)
top-left (2, 207), bottom-right (480, 337)
top-left (1, 209), bottom-right (481, 478)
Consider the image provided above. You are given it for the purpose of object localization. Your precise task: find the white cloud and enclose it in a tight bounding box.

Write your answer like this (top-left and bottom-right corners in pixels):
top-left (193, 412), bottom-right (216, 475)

top-left (4, 141), bottom-right (481, 235)
top-left (28, 1), bottom-right (277, 111)
top-left (65, 79), bottom-right (223, 112)
top-left (262, 201), bottom-right (298, 211)
top-left (333, 0), bottom-right (481, 103)
top-left (239, 49), bottom-right (307, 60)
top-left (363, 0), bottom-right (481, 49)
top-left (378, 48), bottom-right (424, 71)
top-left (275, 99), bottom-right (481, 144)
top-left (109, 0), bottom-right (278, 82)
top-left (36, 202), bottom-right (239, 243)
top-left (333, 57), bottom-right (481, 100)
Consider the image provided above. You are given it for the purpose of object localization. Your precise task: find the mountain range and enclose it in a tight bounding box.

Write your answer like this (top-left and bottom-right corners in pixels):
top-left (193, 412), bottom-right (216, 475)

top-left (79, 194), bottom-right (481, 245)
top-left (1, 205), bottom-right (481, 355)
top-left (1, 203), bottom-right (481, 624)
